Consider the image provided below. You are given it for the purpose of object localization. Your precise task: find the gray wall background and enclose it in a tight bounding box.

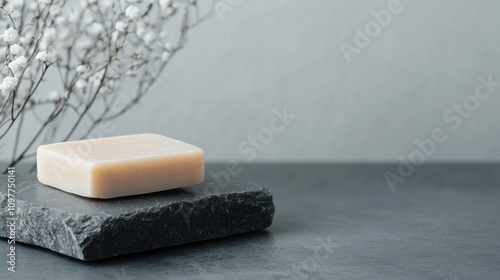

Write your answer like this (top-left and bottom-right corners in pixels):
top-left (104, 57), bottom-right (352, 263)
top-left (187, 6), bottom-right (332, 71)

top-left (3, 0), bottom-right (500, 163)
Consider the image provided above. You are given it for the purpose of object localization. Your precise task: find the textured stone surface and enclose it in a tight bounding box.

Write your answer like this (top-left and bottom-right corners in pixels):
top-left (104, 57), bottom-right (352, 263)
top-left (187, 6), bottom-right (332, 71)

top-left (0, 173), bottom-right (274, 261)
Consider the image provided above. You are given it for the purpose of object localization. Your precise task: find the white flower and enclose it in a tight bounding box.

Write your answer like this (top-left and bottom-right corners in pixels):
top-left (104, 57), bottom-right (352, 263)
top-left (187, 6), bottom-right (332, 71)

top-left (142, 31), bottom-right (155, 44)
top-left (55, 15), bottom-right (66, 25)
top-left (9, 44), bottom-right (23, 55)
top-left (136, 27), bottom-right (145, 38)
top-left (161, 51), bottom-right (170, 61)
top-left (164, 42), bottom-right (172, 52)
top-left (19, 35), bottom-right (31, 45)
top-left (8, 57), bottom-right (27, 76)
top-left (43, 27), bottom-right (57, 42)
top-left (125, 5), bottom-right (141, 20)
top-left (76, 64), bottom-right (87, 73)
top-left (88, 23), bottom-right (104, 36)
top-left (125, 69), bottom-right (136, 77)
top-left (48, 90), bottom-right (60, 101)
top-left (15, 56), bottom-right (27, 67)
top-left (166, 6), bottom-right (174, 16)
top-left (58, 29), bottom-right (70, 41)
top-left (101, 0), bottom-right (113, 10)
top-left (39, 40), bottom-right (48, 51)
top-left (0, 76), bottom-right (19, 95)
top-left (111, 31), bottom-right (120, 43)
top-left (159, 0), bottom-right (170, 11)
top-left (115, 21), bottom-right (127, 33)
top-left (68, 8), bottom-right (79, 23)
top-left (159, 30), bottom-right (168, 39)
top-left (2, 27), bottom-right (18, 42)
top-left (36, 51), bottom-right (48, 61)
top-left (75, 79), bottom-right (87, 89)
top-left (28, 2), bottom-right (38, 11)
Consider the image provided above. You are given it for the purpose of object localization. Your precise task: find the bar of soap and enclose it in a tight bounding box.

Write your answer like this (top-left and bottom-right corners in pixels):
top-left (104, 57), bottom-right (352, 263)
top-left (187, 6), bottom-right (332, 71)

top-left (37, 133), bottom-right (204, 199)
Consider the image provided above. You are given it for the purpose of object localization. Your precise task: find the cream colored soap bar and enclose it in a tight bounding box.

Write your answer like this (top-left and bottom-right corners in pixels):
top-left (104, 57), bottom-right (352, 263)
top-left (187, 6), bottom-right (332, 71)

top-left (37, 134), bottom-right (204, 199)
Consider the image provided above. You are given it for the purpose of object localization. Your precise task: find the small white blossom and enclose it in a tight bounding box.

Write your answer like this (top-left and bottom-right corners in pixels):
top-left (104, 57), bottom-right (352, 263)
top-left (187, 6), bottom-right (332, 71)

top-left (75, 79), bottom-right (87, 89)
top-left (28, 2), bottom-right (38, 11)
top-left (101, 0), bottom-right (113, 10)
top-left (68, 8), bottom-right (79, 23)
top-left (36, 51), bottom-right (48, 61)
top-left (2, 27), bottom-right (18, 42)
top-left (58, 29), bottom-right (70, 41)
top-left (166, 6), bottom-right (174, 16)
top-left (0, 76), bottom-right (19, 95)
top-left (9, 44), bottom-right (24, 55)
top-left (161, 51), bottom-right (170, 61)
top-left (142, 31), bottom-right (155, 44)
top-left (111, 31), bottom-right (120, 43)
top-left (159, 0), bottom-right (170, 11)
top-left (83, 13), bottom-right (94, 25)
top-left (88, 23), bottom-right (104, 36)
top-left (125, 69), bottom-right (136, 77)
top-left (159, 31), bottom-right (168, 39)
top-left (76, 64), bottom-right (87, 73)
top-left (15, 56), bottom-right (27, 67)
top-left (39, 40), bottom-right (48, 51)
top-left (125, 5), bottom-right (141, 20)
top-left (43, 27), bottom-right (57, 42)
top-left (8, 56), bottom-right (28, 76)
top-left (136, 27), bottom-right (145, 38)
top-left (55, 15), bottom-right (66, 25)
top-left (164, 42), bottom-right (172, 52)
top-left (19, 35), bottom-right (31, 45)
top-left (48, 90), bottom-right (60, 101)
top-left (115, 21), bottom-right (127, 33)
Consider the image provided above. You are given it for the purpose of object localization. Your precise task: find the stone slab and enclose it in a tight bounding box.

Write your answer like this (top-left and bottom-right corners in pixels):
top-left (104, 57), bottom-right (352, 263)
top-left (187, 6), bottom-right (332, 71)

top-left (0, 174), bottom-right (274, 261)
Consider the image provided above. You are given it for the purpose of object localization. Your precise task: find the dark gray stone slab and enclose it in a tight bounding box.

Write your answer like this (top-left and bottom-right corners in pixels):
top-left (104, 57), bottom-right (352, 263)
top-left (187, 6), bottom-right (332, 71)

top-left (0, 173), bottom-right (274, 261)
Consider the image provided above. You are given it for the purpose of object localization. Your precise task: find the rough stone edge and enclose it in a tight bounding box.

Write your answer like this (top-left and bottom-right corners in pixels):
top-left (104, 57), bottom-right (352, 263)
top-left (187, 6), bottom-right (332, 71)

top-left (1, 184), bottom-right (275, 261)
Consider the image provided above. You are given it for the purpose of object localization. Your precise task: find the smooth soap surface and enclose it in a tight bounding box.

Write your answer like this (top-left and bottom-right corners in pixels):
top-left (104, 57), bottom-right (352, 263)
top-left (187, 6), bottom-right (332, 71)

top-left (37, 134), bottom-right (204, 198)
